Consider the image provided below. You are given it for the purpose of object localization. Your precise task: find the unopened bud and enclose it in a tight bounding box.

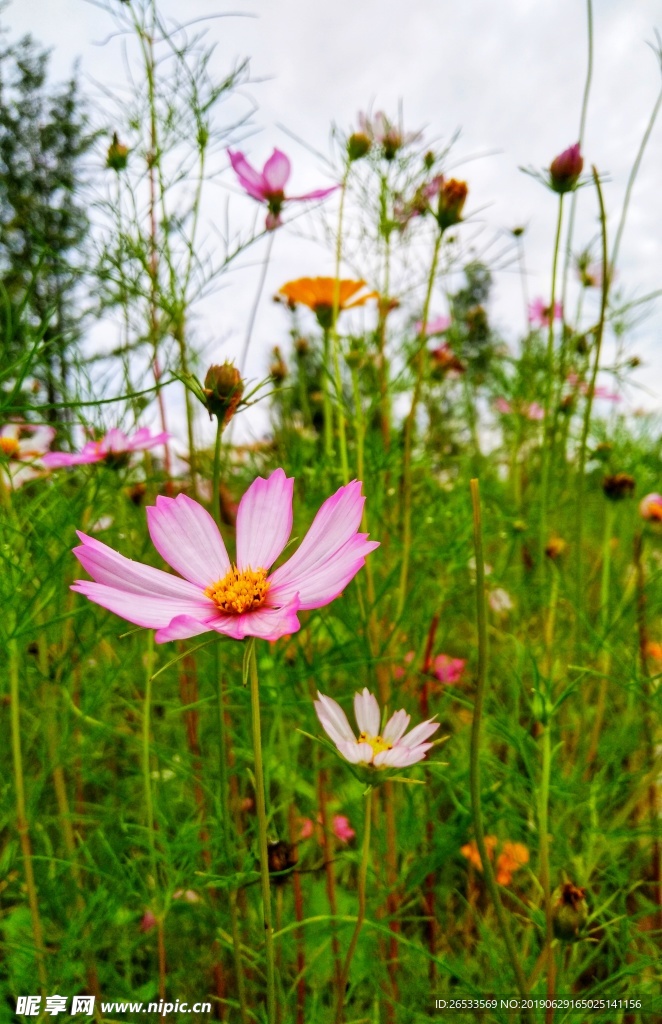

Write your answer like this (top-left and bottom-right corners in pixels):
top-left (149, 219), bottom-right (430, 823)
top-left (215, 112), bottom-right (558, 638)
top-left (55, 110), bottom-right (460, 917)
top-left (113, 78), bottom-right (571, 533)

top-left (436, 178), bottom-right (468, 231)
top-left (294, 337), bottom-right (309, 358)
top-left (552, 882), bottom-right (588, 941)
top-left (267, 840), bottom-right (297, 885)
top-left (545, 535), bottom-right (567, 560)
top-left (203, 362), bottom-right (244, 427)
top-left (347, 132), bottom-right (371, 162)
top-left (549, 143), bottom-right (583, 194)
top-left (602, 473), bottom-right (635, 501)
top-left (107, 132), bottom-right (129, 172)
top-left (269, 347), bottom-right (287, 383)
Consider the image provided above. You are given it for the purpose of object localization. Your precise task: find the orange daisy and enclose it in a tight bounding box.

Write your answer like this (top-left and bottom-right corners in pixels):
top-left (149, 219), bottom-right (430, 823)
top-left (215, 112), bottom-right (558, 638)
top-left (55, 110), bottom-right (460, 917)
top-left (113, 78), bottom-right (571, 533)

top-left (461, 837), bottom-right (529, 886)
top-left (277, 277), bottom-right (378, 328)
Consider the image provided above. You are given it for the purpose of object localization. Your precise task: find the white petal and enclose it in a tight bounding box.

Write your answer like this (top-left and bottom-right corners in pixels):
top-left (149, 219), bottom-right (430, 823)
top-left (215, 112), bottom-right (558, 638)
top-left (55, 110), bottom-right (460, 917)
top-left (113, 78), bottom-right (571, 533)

top-left (353, 688), bottom-right (380, 735)
top-left (337, 739), bottom-right (374, 764)
top-left (399, 719), bottom-right (440, 749)
top-left (314, 693), bottom-right (356, 747)
top-left (382, 708), bottom-right (411, 744)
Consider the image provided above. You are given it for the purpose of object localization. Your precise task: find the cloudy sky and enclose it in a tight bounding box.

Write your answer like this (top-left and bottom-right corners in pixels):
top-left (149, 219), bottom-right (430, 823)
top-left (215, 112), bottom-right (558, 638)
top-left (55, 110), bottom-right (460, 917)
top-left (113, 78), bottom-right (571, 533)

top-left (6, 0), bottom-right (662, 443)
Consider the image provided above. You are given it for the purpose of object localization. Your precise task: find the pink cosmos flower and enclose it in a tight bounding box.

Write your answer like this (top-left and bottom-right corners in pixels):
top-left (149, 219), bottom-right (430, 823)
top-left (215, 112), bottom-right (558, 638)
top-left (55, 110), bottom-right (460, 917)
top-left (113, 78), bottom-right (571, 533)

top-left (495, 398), bottom-right (512, 415)
top-left (528, 298), bottom-right (563, 328)
top-left (415, 314), bottom-right (451, 337)
top-left (72, 470), bottom-right (378, 644)
top-left (1, 421), bottom-right (55, 487)
top-left (432, 655), bottom-right (465, 685)
top-left (639, 493), bottom-right (662, 522)
top-left (315, 688), bottom-right (439, 769)
top-left (228, 148), bottom-right (337, 230)
top-left (526, 402), bottom-right (545, 421)
top-left (43, 428), bottom-right (169, 469)
top-left (566, 374), bottom-right (620, 402)
top-left (300, 813), bottom-right (355, 844)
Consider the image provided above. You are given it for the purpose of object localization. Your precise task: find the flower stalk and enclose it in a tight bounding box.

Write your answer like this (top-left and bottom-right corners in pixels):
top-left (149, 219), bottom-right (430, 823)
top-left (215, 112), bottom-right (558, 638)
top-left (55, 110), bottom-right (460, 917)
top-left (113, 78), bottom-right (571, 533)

top-left (335, 786), bottom-right (373, 1024)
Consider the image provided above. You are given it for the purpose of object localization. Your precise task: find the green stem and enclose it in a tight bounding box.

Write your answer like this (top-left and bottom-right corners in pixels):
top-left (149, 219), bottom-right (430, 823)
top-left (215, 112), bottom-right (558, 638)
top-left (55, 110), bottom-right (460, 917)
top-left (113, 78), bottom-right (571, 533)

top-left (538, 722), bottom-right (555, 1013)
top-left (330, 168), bottom-right (350, 484)
top-left (539, 196), bottom-right (564, 573)
top-left (335, 787), bottom-right (373, 1024)
top-left (398, 228), bottom-right (443, 619)
top-left (9, 637), bottom-right (48, 994)
top-left (211, 422), bottom-right (249, 1024)
top-left (322, 327), bottom-right (333, 462)
top-left (240, 231), bottom-right (275, 374)
top-left (575, 168), bottom-right (609, 656)
top-left (247, 638), bottom-right (276, 1023)
top-left (469, 481), bottom-right (533, 1023)
top-left (143, 632), bottom-right (157, 887)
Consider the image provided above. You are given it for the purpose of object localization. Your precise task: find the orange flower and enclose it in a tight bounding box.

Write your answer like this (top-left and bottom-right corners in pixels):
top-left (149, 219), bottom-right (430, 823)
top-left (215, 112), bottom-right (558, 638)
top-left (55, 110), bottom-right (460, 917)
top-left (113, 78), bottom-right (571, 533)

top-left (645, 641), bottom-right (662, 661)
top-left (461, 837), bottom-right (529, 886)
top-left (277, 277), bottom-right (378, 328)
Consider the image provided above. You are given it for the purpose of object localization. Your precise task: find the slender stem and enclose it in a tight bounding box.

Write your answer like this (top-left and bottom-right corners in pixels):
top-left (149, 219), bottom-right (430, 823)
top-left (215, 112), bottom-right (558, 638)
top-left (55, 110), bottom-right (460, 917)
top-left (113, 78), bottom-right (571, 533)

top-left (538, 722), bottom-right (555, 1020)
top-left (335, 787), bottom-right (373, 1024)
top-left (240, 231), bottom-right (275, 373)
top-left (247, 638), bottom-right (276, 1023)
top-left (143, 632), bottom-right (157, 885)
top-left (575, 168), bottom-right (609, 654)
top-left (330, 167), bottom-right (350, 484)
top-left (398, 228), bottom-right (443, 618)
top-left (586, 502), bottom-right (614, 767)
top-left (322, 327), bottom-right (334, 462)
top-left (538, 196), bottom-right (564, 572)
top-left (468, 481), bottom-right (533, 1022)
top-left (9, 637), bottom-right (48, 994)
top-left (210, 424), bottom-right (249, 1024)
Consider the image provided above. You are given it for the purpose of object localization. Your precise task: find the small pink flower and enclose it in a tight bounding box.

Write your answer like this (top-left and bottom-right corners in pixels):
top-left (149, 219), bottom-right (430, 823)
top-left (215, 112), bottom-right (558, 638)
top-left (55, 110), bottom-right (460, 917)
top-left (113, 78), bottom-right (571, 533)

top-left (566, 374), bottom-right (620, 402)
top-left (300, 814), bottom-right (355, 844)
top-left (432, 654), bottom-right (465, 685)
top-left (415, 314), bottom-right (451, 337)
top-left (315, 688), bottom-right (438, 770)
top-left (228, 148), bottom-right (337, 230)
top-left (528, 298), bottom-right (563, 328)
top-left (394, 649), bottom-right (416, 681)
top-left (495, 398), bottom-right (512, 415)
top-left (72, 470), bottom-right (378, 644)
top-left (525, 402), bottom-right (545, 421)
top-left (43, 428), bottom-right (169, 469)
top-left (640, 493), bottom-right (662, 522)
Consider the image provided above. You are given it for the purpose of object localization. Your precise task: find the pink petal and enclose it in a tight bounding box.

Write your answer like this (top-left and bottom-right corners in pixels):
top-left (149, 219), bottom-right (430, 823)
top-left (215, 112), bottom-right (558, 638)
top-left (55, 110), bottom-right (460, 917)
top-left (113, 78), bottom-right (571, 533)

top-left (43, 447), bottom-right (103, 467)
top-left (289, 185), bottom-right (338, 202)
top-left (236, 468), bottom-right (293, 571)
top-left (353, 688), bottom-right (380, 735)
top-left (262, 148), bottom-right (291, 193)
top-left (229, 599), bottom-right (301, 641)
top-left (382, 708), bottom-right (411, 744)
top-left (147, 494), bottom-right (231, 587)
top-left (336, 739), bottom-right (374, 765)
top-left (102, 429), bottom-right (129, 453)
top-left (127, 428), bottom-right (170, 451)
top-left (315, 692), bottom-right (357, 746)
top-left (374, 744), bottom-right (432, 768)
top-left (268, 481), bottom-right (378, 610)
top-left (399, 719), bottom-right (440, 749)
top-left (74, 532), bottom-right (208, 601)
top-left (228, 149), bottom-right (268, 201)
top-left (154, 613), bottom-right (234, 644)
top-left (71, 581), bottom-right (213, 630)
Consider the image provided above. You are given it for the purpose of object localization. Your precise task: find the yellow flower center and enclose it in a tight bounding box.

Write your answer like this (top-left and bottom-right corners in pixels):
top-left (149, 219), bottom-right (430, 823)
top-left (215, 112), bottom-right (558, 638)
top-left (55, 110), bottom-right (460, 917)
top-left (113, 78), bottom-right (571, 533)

top-left (204, 566), bottom-right (269, 615)
top-left (358, 731), bottom-right (392, 757)
top-left (0, 437), bottom-right (20, 458)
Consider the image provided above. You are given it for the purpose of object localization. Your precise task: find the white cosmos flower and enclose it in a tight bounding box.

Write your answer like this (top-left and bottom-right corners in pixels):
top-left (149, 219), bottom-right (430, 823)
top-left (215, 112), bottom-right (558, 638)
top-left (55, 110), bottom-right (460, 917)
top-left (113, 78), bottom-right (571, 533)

top-left (314, 688), bottom-right (439, 769)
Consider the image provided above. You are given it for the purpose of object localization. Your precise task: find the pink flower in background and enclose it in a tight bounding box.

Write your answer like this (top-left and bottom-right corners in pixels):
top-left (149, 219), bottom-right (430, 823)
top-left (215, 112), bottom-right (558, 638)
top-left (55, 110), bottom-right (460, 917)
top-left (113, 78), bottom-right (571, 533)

top-left (432, 655), bottom-right (466, 685)
top-left (526, 402), bottom-right (545, 421)
top-left (300, 813), bottom-right (355, 844)
top-left (139, 910), bottom-right (157, 933)
top-left (566, 374), bottom-right (620, 403)
top-left (639, 493), bottom-right (662, 522)
top-left (43, 428), bottom-right (169, 469)
top-left (528, 298), bottom-right (563, 328)
top-left (0, 421), bottom-right (55, 487)
top-left (228, 148), bottom-right (337, 230)
top-left (415, 314), bottom-right (451, 337)
top-left (315, 688), bottom-right (439, 769)
top-left (72, 469), bottom-right (378, 644)
top-left (393, 650), bottom-right (416, 680)
top-left (495, 398), bottom-right (512, 415)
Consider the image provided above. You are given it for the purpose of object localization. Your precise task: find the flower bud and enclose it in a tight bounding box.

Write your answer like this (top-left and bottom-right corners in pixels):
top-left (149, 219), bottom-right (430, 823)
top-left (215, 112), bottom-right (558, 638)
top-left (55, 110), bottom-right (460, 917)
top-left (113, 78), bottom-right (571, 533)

top-left (269, 347), bottom-right (287, 383)
top-left (294, 337), bottom-right (309, 358)
top-left (107, 132), bottom-right (129, 172)
top-left (435, 178), bottom-right (468, 231)
top-left (203, 362), bottom-right (244, 426)
top-left (602, 473), bottom-right (635, 501)
top-left (347, 132), bottom-right (371, 162)
top-left (545, 535), bottom-right (567, 561)
top-left (267, 840), bottom-right (297, 885)
top-left (549, 143), bottom-right (583, 194)
top-left (552, 882), bottom-right (588, 941)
